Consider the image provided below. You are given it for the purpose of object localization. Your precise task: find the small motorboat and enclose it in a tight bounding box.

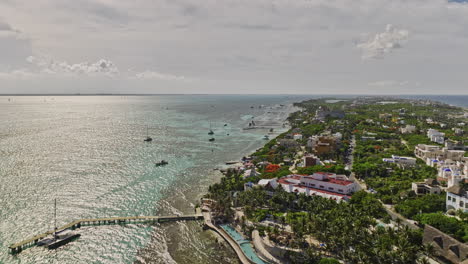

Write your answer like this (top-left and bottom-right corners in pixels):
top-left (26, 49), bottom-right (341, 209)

top-left (209, 138), bottom-right (215, 142)
top-left (263, 135), bottom-right (269, 140)
top-left (224, 124), bottom-right (228, 127)
top-left (208, 130), bottom-right (214, 135)
top-left (155, 160), bottom-right (169, 167)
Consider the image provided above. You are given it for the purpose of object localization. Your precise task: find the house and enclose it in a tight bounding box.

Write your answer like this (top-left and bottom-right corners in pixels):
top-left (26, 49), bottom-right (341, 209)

top-left (257, 179), bottom-right (278, 189)
top-left (427, 129), bottom-right (445, 144)
top-left (243, 168), bottom-right (260, 179)
top-left (411, 179), bottom-right (441, 195)
top-left (400, 125), bottom-right (416, 134)
top-left (293, 133), bottom-right (303, 140)
top-left (302, 154), bottom-right (321, 167)
top-left (277, 173), bottom-right (357, 202)
top-left (307, 135), bottom-right (338, 156)
top-left (379, 113), bottom-right (392, 120)
top-left (453, 128), bottom-right (464, 136)
top-left (445, 140), bottom-right (466, 151)
top-left (278, 139), bottom-right (299, 148)
top-left (382, 155), bottom-right (417, 167)
top-left (446, 184), bottom-right (468, 212)
top-left (361, 136), bottom-right (376, 141)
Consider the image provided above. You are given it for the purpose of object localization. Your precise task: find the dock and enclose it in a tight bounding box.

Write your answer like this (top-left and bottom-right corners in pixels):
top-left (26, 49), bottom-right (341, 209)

top-left (9, 208), bottom-right (203, 254)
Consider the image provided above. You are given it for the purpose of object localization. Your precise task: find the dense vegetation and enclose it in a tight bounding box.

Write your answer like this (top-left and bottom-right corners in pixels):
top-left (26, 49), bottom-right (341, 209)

top-left (206, 97), bottom-right (468, 263)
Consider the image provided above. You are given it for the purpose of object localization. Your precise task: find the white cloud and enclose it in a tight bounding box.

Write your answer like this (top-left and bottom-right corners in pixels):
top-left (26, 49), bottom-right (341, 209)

top-left (1, 1), bottom-right (468, 94)
top-left (0, 55), bottom-right (187, 83)
top-left (357, 24), bottom-right (409, 60)
top-left (26, 56), bottom-right (119, 76)
top-left (134, 71), bottom-right (186, 81)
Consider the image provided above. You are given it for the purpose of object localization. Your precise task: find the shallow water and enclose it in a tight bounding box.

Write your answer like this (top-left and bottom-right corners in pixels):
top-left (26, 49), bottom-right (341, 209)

top-left (0, 95), bottom-right (299, 264)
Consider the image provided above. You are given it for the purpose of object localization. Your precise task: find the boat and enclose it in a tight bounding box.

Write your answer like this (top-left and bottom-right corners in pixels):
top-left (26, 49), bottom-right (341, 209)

top-left (209, 138), bottom-right (215, 142)
top-left (269, 128), bottom-right (274, 132)
top-left (208, 122), bottom-right (214, 135)
top-left (224, 124), bottom-right (228, 127)
top-left (37, 199), bottom-right (80, 250)
top-left (155, 160), bottom-right (168, 167)
top-left (263, 135), bottom-right (269, 140)
top-left (144, 126), bottom-right (152, 142)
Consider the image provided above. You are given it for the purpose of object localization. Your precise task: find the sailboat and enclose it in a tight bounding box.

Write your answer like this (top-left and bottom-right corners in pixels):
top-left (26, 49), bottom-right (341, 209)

top-left (37, 199), bottom-right (80, 250)
top-left (208, 122), bottom-right (214, 135)
top-left (144, 126), bottom-right (152, 142)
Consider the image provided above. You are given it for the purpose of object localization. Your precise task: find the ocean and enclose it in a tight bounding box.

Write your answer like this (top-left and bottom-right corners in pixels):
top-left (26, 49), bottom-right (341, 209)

top-left (0, 95), bottom-right (300, 264)
top-left (0, 94), bottom-right (466, 264)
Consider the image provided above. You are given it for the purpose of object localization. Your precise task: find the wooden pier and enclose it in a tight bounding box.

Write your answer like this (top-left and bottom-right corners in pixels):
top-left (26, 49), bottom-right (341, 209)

top-left (9, 209), bottom-right (203, 255)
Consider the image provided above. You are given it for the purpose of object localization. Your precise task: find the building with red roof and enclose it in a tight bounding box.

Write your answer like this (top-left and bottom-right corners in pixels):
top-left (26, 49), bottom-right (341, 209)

top-left (276, 172), bottom-right (357, 202)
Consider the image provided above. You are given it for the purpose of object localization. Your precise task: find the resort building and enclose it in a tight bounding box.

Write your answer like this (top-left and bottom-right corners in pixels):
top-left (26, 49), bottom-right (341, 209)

top-left (439, 163), bottom-right (468, 188)
top-left (411, 179), bottom-right (441, 195)
top-left (382, 155), bottom-right (417, 167)
top-left (414, 144), bottom-right (466, 166)
top-left (276, 173), bottom-right (357, 202)
top-left (446, 185), bottom-right (468, 212)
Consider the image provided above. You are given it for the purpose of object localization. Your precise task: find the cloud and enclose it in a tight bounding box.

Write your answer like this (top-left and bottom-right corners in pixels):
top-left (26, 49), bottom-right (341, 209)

top-left (368, 80), bottom-right (420, 87)
top-left (0, 55), bottom-right (187, 83)
top-left (2, 1), bottom-right (468, 94)
top-left (26, 56), bottom-right (119, 76)
top-left (357, 24), bottom-right (409, 60)
top-left (134, 71), bottom-right (186, 81)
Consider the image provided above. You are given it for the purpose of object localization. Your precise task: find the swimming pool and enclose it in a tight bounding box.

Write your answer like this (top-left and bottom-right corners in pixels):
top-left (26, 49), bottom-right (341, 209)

top-left (220, 225), bottom-right (267, 264)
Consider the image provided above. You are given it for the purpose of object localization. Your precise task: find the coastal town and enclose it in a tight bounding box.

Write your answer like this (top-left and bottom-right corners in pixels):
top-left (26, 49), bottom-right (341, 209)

top-left (202, 97), bottom-right (468, 264)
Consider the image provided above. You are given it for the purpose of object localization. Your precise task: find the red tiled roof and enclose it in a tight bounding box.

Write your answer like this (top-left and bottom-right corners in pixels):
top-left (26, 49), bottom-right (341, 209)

top-left (327, 178), bottom-right (354, 186)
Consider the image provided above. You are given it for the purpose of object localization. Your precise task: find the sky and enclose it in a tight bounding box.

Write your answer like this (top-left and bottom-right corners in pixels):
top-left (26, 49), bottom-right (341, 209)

top-left (1, 0), bottom-right (468, 94)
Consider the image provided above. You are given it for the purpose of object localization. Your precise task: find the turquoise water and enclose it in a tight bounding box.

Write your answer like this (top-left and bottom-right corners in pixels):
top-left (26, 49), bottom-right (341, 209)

top-left (0, 95), bottom-right (299, 264)
top-left (220, 225), bottom-right (267, 264)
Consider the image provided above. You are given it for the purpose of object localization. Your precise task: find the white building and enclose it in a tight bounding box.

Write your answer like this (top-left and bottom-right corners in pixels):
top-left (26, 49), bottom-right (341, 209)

top-left (411, 179), bottom-right (441, 195)
top-left (383, 155), bottom-right (417, 167)
top-left (400, 125), bottom-right (416, 134)
top-left (427, 129), bottom-right (445, 144)
top-left (414, 144), bottom-right (466, 166)
top-left (439, 162), bottom-right (468, 187)
top-left (277, 173), bottom-right (357, 202)
top-left (446, 185), bottom-right (468, 212)
top-left (293, 133), bottom-right (303, 140)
